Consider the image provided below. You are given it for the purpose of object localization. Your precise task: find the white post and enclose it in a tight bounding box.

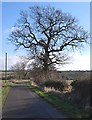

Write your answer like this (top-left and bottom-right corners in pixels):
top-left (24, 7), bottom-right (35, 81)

top-left (5, 53), bottom-right (7, 83)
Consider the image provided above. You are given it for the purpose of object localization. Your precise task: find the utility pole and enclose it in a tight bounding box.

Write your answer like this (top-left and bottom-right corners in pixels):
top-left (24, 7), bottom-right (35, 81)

top-left (5, 53), bottom-right (7, 83)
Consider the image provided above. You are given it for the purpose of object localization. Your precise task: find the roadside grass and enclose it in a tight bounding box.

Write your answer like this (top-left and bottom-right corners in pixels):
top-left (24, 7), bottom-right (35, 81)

top-left (27, 84), bottom-right (89, 118)
top-left (2, 86), bottom-right (10, 106)
top-left (0, 86), bottom-right (2, 111)
top-left (2, 80), bottom-right (16, 107)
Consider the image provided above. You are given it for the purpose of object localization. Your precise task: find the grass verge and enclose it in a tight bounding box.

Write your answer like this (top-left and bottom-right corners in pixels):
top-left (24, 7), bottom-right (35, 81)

top-left (2, 86), bottom-right (10, 107)
top-left (27, 84), bottom-right (89, 118)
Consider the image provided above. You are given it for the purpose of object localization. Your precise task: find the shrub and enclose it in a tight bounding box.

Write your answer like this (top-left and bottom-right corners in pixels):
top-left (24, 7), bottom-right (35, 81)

top-left (43, 81), bottom-right (64, 91)
top-left (69, 79), bottom-right (90, 109)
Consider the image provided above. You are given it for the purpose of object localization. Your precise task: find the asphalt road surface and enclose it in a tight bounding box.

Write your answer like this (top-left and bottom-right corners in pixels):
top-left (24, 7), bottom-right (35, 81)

top-left (2, 85), bottom-right (68, 119)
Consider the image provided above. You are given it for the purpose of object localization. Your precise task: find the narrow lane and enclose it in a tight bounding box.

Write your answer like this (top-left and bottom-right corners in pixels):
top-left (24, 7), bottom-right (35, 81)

top-left (2, 86), bottom-right (67, 118)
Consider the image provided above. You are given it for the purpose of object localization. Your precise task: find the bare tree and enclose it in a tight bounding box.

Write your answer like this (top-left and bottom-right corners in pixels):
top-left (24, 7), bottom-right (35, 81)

top-left (11, 61), bottom-right (28, 80)
top-left (9, 6), bottom-right (89, 77)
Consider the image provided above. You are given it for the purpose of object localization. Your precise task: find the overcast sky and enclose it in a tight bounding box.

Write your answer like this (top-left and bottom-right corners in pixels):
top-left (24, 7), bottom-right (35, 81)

top-left (1, 1), bottom-right (90, 71)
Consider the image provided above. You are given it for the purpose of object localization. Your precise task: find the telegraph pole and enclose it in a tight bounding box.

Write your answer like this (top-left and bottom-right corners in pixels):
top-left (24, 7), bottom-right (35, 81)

top-left (5, 53), bottom-right (7, 83)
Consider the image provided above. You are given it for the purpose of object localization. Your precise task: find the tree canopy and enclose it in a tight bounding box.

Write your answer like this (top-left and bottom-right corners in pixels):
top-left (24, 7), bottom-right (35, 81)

top-left (9, 6), bottom-right (89, 72)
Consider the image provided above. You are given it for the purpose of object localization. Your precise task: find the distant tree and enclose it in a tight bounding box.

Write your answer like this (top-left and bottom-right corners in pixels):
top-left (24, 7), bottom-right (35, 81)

top-left (11, 61), bottom-right (28, 80)
top-left (9, 6), bottom-right (89, 78)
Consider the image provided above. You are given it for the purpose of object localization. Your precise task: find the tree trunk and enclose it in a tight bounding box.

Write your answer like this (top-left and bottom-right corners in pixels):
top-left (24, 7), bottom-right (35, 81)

top-left (43, 48), bottom-right (50, 81)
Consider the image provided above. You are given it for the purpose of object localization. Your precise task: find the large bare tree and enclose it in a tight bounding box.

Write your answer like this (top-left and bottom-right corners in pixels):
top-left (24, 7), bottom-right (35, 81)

top-left (9, 6), bottom-right (89, 75)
